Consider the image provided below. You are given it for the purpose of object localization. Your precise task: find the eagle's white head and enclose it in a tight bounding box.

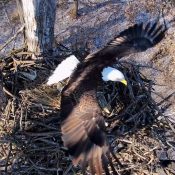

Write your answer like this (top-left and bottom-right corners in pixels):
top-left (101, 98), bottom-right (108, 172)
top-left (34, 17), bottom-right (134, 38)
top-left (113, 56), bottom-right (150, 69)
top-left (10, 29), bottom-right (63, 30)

top-left (101, 67), bottom-right (127, 86)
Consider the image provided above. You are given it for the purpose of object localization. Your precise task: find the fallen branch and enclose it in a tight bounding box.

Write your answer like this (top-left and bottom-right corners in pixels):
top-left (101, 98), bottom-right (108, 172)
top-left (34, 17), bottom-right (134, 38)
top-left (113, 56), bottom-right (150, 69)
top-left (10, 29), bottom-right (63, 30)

top-left (0, 25), bottom-right (24, 52)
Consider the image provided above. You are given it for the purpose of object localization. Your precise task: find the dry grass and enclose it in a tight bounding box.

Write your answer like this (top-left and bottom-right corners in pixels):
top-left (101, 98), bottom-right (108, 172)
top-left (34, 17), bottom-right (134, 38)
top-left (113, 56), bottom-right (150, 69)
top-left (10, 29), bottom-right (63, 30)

top-left (0, 47), bottom-right (175, 175)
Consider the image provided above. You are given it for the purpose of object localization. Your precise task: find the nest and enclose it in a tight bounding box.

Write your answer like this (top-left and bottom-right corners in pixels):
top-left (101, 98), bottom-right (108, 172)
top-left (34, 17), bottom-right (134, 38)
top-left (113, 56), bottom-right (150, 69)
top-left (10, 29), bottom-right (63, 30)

top-left (0, 49), bottom-right (175, 175)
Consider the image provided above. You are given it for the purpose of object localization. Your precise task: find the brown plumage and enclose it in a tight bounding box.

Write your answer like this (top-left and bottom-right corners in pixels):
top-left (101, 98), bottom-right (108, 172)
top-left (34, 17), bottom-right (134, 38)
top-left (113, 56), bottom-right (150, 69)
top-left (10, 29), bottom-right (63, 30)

top-left (61, 21), bottom-right (168, 174)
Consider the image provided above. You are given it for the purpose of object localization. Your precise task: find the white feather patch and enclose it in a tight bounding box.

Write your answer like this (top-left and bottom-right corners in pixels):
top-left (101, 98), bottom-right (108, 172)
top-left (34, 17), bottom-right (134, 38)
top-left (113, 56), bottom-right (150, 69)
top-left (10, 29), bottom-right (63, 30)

top-left (47, 55), bottom-right (80, 85)
top-left (101, 66), bottom-right (125, 82)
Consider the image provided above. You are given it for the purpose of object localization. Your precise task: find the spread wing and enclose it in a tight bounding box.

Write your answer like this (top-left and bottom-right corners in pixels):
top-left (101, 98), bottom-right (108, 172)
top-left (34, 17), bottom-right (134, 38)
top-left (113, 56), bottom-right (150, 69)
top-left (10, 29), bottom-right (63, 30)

top-left (86, 20), bottom-right (168, 60)
top-left (61, 90), bottom-right (117, 175)
top-left (109, 21), bottom-right (167, 48)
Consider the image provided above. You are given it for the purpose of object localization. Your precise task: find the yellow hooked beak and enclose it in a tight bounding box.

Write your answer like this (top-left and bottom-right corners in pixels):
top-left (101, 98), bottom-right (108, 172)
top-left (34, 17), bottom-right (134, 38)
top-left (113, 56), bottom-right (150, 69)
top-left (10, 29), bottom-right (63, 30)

top-left (120, 79), bottom-right (127, 86)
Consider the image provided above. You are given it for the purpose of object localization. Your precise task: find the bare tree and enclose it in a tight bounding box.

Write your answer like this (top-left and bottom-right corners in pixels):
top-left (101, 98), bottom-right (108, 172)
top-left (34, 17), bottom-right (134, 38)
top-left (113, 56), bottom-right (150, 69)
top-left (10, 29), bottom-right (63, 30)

top-left (16, 0), bottom-right (56, 55)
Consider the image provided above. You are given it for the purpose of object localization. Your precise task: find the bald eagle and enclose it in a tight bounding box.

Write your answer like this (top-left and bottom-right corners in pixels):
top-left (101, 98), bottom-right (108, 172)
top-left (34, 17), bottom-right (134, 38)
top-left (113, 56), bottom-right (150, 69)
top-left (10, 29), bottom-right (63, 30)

top-left (60, 21), bottom-right (167, 174)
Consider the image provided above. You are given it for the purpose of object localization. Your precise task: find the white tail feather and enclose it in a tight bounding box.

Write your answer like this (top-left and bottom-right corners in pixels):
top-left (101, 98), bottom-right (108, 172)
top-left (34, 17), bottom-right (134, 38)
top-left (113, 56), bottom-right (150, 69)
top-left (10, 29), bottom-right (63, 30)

top-left (47, 55), bottom-right (80, 85)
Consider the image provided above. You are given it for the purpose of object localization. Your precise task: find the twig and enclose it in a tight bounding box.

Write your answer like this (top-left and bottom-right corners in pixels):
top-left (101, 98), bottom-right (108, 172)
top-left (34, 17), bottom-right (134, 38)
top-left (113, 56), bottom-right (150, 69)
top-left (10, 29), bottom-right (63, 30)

top-left (63, 164), bottom-right (73, 175)
top-left (23, 131), bottom-right (61, 137)
top-left (165, 119), bottom-right (175, 134)
top-left (3, 87), bottom-right (16, 99)
top-left (33, 138), bottom-right (60, 146)
top-left (29, 159), bottom-right (62, 172)
top-left (131, 137), bottom-right (147, 160)
top-left (5, 143), bottom-right (12, 173)
top-left (0, 25), bottom-right (24, 52)
top-left (157, 92), bottom-right (175, 106)
top-left (117, 139), bottom-right (132, 144)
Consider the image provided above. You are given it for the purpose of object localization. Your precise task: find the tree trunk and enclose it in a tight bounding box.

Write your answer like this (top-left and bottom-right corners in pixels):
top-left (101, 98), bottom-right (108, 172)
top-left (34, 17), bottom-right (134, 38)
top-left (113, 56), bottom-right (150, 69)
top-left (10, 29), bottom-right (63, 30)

top-left (16, 0), bottom-right (56, 55)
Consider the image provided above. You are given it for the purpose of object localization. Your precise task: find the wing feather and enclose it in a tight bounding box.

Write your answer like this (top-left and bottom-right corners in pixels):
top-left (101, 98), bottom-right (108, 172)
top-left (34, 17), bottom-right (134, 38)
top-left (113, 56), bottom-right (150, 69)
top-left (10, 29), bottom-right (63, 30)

top-left (84, 20), bottom-right (168, 61)
top-left (107, 20), bottom-right (168, 52)
top-left (61, 91), bottom-right (113, 174)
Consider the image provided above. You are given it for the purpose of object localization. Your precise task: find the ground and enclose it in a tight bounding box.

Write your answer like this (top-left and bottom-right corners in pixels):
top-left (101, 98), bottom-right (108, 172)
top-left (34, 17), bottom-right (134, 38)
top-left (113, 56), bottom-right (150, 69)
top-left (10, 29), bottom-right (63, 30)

top-left (0, 0), bottom-right (175, 175)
